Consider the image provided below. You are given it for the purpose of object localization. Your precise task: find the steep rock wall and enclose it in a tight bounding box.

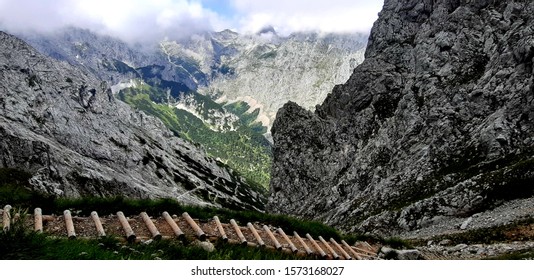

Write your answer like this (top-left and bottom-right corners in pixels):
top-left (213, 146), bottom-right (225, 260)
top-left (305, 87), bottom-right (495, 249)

top-left (269, 0), bottom-right (534, 235)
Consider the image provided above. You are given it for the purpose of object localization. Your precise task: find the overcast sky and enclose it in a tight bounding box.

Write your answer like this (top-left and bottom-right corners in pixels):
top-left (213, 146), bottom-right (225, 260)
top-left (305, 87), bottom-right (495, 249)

top-left (0, 0), bottom-right (384, 43)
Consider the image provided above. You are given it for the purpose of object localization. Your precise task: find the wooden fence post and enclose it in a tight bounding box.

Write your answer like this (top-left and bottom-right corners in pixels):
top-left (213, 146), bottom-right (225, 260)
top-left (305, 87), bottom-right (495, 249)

top-left (140, 212), bottom-right (162, 240)
top-left (213, 216), bottom-right (228, 242)
top-left (162, 212), bottom-right (185, 239)
top-left (247, 223), bottom-right (265, 247)
top-left (90, 211), bottom-right (106, 237)
top-left (263, 225), bottom-right (282, 250)
top-left (117, 211), bottom-right (136, 242)
top-left (63, 210), bottom-right (76, 239)
top-left (306, 234), bottom-right (326, 258)
top-left (182, 212), bottom-right (206, 241)
top-left (34, 208), bottom-right (43, 233)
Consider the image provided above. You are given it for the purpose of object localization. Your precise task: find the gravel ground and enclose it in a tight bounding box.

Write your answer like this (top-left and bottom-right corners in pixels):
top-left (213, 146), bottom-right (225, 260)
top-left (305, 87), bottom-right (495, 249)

top-left (399, 197), bottom-right (534, 240)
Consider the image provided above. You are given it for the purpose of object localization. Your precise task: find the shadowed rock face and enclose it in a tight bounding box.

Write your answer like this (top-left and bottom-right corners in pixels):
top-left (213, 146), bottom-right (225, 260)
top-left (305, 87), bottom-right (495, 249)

top-left (0, 31), bottom-right (265, 211)
top-left (269, 0), bottom-right (534, 236)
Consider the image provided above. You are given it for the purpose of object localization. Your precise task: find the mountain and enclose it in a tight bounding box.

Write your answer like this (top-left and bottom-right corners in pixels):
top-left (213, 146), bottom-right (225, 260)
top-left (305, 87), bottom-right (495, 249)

top-left (168, 30), bottom-right (368, 133)
top-left (18, 27), bottom-right (367, 188)
top-left (21, 27), bottom-right (367, 133)
top-left (0, 31), bottom-right (265, 211)
top-left (269, 0), bottom-right (534, 236)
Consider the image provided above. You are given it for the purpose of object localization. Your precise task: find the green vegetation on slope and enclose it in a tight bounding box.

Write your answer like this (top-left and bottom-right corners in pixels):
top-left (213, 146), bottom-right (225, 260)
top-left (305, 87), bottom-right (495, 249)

top-left (117, 84), bottom-right (272, 188)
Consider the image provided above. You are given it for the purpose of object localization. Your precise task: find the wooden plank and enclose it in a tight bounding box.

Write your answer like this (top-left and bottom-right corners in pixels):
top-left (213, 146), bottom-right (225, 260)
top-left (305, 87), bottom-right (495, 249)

top-left (341, 240), bottom-right (363, 260)
top-left (162, 212), bottom-right (185, 239)
top-left (306, 234), bottom-right (326, 258)
top-left (90, 211), bottom-right (106, 237)
top-left (247, 223), bottom-right (265, 247)
top-left (277, 228), bottom-right (298, 253)
top-left (330, 238), bottom-right (352, 260)
top-left (319, 236), bottom-right (339, 259)
top-left (117, 211), bottom-right (136, 242)
top-left (63, 210), bottom-right (76, 239)
top-left (263, 225), bottom-right (282, 250)
top-left (230, 219), bottom-right (247, 245)
top-left (182, 212), bottom-right (206, 241)
top-left (140, 212), bottom-right (161, 240)
top-left (294, 232), bottom-right (313, 255)
top-left (213, 216), bottom-right (228, 242)
top-left (2, 205), bottom-right (12, 231)
top-left (34, 208), bottom-right (43, 233)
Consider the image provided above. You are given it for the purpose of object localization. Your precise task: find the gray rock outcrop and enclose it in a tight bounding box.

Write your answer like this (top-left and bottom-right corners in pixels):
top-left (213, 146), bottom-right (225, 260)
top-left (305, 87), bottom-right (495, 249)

top-left (269, 0), bottom-right (534, 236)
top-left (0, 31), bottom-right (265, 211)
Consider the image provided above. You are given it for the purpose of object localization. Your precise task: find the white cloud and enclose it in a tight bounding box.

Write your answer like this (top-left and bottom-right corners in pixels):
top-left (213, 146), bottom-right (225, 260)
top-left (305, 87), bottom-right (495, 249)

top-left (0, 0), bottom-right (383, 43)
top-left (231, 0), bottom-right (383, 35)
top-left (0, 0), bottom-right (225, 43)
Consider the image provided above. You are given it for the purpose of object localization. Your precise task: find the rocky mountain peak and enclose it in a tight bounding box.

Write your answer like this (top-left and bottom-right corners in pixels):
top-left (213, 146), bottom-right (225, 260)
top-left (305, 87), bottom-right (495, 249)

top-left (269, 0), bottom-right (534, 236)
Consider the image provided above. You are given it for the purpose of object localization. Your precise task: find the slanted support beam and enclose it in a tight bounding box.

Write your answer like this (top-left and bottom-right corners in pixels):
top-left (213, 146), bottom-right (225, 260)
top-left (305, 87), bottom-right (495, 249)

top-left (140, 212), bottom-right (161, 240)
top-left (91, 211), bottom-right (106, 237)
top-left (183, 212), bottom-right (206, 241)
top-left (263, 225), bottom-right (282, 250)
top-left (319, 236), bottom-right (339, 259)
top-left (277, 228), bottom-right (298, 253)
top-left (64, 210), bottom-right (76, 239)
top-left (341, 240), bottom-right (363, 260)
top-left (2, 205), bottom-right (12, 231)
top-left (162, 212), bottom-right (185, 239)
top-left (294, 232), bottom-right (313, 255)
top-left (247, 223), bottom-right (265, 247)
top-left (306, 234), bottom-right (326, 258)
top-left (117, 211), bottom-right (136, 242)
top-left (330, 238), bottom-right (352, 260)
top-left (230, 219), bottom-right (247, 245)
top-left (213, 216), bottom-right (228, 242)
top-left (34, 208), bottom-right (43, 233)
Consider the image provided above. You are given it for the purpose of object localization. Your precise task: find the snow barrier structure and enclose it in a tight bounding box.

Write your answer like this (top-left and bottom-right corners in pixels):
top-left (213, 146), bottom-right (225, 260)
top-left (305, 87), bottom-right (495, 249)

top-left (0, 205), bottom-right (379, 260)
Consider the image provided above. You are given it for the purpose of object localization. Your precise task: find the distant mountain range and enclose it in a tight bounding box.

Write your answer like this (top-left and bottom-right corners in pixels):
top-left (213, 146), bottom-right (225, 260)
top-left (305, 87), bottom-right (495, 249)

top-left (18, 27), bottom-right (367, 188)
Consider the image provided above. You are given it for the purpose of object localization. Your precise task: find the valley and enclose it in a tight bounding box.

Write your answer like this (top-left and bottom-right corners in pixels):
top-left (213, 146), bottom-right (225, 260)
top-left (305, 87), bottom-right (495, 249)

top-left (1, 0), bottom-right (533, 261)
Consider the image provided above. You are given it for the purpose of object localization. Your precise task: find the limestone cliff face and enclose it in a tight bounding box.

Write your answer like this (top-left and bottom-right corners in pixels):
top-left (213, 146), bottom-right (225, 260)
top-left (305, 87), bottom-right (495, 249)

top-left (269, 0), bottom-right (534, 235)
top-left (0, 31), bottom-right (265, 211)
